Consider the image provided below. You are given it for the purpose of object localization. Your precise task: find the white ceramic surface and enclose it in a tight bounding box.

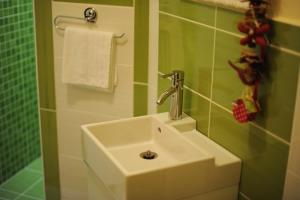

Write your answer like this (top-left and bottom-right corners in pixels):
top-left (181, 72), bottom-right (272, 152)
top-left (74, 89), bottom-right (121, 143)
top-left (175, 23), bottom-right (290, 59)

top-left (52, 2), bottom-right (134, 198)
top-left (82, 113), bottom-right (241, 200)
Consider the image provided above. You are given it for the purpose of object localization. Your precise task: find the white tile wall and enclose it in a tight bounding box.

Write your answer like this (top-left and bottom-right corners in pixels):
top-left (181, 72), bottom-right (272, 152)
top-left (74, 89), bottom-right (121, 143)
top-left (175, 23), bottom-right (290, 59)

top-left (284, 69), bottom-right (300, 200)
top-left (59, 155), bottom-right (89, 200)
top-left (147, 0), bottom-right (159, 114)
top-left (284, 171), bottom-right (300, 200)
top-left (52, 2), bottom-right (134, 199)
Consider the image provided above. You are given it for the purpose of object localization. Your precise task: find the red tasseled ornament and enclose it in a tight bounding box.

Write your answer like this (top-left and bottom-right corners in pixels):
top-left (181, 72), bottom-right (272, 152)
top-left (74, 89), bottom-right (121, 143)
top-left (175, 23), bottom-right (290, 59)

top-left (238, 22), bottom-right (270, 59)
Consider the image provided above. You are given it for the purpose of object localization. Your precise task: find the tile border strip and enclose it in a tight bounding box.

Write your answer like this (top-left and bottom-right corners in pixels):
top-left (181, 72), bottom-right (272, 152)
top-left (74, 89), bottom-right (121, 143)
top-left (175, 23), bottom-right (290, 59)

top-left (134, 82), bottom-right (149, 86)
top-left (207, 6), bottom-right (218, 137)
top-left (239, 192), bottom-right (251, 200)
top-left (159, 11), bottom-right (300, 57)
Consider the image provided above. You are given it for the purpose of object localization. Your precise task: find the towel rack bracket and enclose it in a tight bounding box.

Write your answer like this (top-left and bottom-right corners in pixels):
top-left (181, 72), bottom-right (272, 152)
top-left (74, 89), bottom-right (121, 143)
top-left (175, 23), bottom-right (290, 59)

top-left (84, 7), bottom-right (97, 22)
top-left (54, 7), bottom-right (126, 39)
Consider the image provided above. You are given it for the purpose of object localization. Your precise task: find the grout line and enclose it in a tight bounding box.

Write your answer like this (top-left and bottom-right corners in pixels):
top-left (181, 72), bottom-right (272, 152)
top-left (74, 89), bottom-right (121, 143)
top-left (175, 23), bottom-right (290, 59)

top-left (183, 85), bottom-right (211, 102)
top-left (270, 44), bottom-right (300, 57)
top-left (239, 192), bottom-right (251, 200)
top-left (60, 154), bottom-right (83, 161)
top-left (287, 169), bottom-right (300, 179)
top-left (250, 122), bottom-right (290, 146)
top-left (210, 99), bottom-right (290, 146)
top-left (211, 100), bottom-right (232, 114)
top-left (159, 11), bottom-right (215, 30)
top-left (39, 107), bottom-right (56, 113)
top-left (211, 99), bottom-right (291, 146)
top-left (134, 81), bottom-right (149, 86)
top-left (0, 168), bottom-right (29, 187)
top-left (215, 27), bottom-right (243, 38)
top-left (0, 188), bottom-right (21, 196)
top-left (207, 6), bottom-right (218, 138)
top-left (18, 195), bottom-right (42, 200)
top-left (157, 12), bottom-right (295, 145)
top-left (159, 10), bottom-right (300, 57)
top-left (25, 168), bottom-right (43, 175)
top-left (14, 177), bottom-right (43, 200)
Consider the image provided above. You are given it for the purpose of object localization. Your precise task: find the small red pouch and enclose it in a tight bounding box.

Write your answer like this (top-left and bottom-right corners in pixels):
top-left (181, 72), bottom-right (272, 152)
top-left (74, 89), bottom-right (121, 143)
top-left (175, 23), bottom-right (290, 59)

top-left (233, 99), bottom-right (257, 123)
top-left (232, 81), bottom-right (260, 123)
top-left (233, 99), bottom-right (248, 123)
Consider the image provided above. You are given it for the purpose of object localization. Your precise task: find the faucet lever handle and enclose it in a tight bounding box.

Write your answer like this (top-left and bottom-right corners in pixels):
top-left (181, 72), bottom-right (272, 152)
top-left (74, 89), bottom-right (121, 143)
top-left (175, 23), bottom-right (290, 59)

top-left (160, 70), bottom-right (184, 81)
top-left (160, 72), bottom-right (175, 79)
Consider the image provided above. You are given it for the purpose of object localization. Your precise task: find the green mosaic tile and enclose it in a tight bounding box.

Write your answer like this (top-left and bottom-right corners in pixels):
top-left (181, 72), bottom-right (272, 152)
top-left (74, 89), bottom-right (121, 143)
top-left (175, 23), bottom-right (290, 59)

top-left (0, 0), bottom-right (40, 184)
top-left (159, 13), bottom-right (214, 98)
top-left (210, 104), bottom-right (289, 200)
top-left (53, 0), bottom-right (133, 6)
top-left (159, 0), bottom-right (216, 26)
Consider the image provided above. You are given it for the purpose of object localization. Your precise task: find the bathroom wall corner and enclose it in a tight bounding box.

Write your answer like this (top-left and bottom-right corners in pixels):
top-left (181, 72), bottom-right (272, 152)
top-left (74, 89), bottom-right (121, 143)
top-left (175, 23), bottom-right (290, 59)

top-left (40, 110), bottom-right (61, 200)
top-left (34, 0), bottom-right (61, 199)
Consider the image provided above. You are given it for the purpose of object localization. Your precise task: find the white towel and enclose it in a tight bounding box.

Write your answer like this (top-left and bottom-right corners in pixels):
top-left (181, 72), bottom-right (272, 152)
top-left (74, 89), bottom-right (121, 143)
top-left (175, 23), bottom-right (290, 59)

top-left (62, 27), bottom-right (116, 92)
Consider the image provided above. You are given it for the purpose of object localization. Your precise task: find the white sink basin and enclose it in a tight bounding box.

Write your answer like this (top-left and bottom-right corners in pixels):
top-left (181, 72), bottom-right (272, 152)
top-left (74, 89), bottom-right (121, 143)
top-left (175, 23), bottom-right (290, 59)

top-left (81, 113), bottom-right (241, 200)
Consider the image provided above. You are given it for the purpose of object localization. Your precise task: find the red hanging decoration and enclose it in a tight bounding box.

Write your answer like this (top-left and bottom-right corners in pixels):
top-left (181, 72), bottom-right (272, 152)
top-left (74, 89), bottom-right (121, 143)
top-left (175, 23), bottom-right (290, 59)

top-left (229, 0), bottom-right (270, 123)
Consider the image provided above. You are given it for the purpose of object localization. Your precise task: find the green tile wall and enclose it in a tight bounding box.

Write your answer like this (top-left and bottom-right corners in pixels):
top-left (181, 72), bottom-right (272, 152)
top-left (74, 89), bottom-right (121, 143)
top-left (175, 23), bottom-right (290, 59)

top-left (0, 0), bottom-right (40, 184)
top-left (34, 0), bottom-right (61, 198)
top-left (134, 84), bottom-right (148, 116)
top-left (40, 110), bottom-right (60, 200)
top-left (158, 2), bottom-right (300, 200)
top-left (134, 0), bottom-right (149, 116)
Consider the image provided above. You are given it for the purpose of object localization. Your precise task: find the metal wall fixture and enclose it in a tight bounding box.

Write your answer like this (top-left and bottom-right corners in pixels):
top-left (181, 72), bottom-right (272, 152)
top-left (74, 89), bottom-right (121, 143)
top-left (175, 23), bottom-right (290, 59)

top-left (54, 7), bottom-right (126, 39)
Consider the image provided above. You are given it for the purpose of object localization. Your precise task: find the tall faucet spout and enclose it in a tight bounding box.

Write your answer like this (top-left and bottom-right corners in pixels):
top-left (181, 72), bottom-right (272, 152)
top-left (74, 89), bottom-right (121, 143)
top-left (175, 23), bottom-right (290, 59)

top-left (156, 87), bottom-right (177, 105)
top-left (156, 70), bottom-right (184, 120)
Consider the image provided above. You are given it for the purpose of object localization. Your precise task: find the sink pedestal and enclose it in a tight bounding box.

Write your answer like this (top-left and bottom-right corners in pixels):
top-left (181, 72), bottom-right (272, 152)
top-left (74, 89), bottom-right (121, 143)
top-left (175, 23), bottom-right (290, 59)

top-left (87, 167), bottom-right (239, 200)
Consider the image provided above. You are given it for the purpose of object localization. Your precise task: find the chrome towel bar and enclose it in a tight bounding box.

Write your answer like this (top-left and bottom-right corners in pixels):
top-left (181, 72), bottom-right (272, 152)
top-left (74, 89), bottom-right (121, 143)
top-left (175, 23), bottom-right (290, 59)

top-left (54, 7), bottom-right (126, 39)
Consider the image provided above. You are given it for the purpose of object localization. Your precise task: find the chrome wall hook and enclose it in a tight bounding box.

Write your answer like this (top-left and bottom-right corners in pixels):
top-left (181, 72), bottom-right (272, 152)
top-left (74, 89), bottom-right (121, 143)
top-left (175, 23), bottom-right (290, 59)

top-left (84, 7), bottom-right (97, 22)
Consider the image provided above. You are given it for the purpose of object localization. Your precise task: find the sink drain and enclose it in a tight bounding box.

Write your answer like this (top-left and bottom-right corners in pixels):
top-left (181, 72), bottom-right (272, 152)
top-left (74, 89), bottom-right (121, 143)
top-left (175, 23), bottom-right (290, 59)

top-left (140, 150), bottom-right (158, 160)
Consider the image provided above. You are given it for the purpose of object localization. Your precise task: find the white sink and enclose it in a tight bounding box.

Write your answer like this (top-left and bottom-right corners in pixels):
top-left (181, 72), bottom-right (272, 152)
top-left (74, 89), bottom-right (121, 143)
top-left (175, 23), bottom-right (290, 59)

top-left (81, 113), bottom-right (241, 200)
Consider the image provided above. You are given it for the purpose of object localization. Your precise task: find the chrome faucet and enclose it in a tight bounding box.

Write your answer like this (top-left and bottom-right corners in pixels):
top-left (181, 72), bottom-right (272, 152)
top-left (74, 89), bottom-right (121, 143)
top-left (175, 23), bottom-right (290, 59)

top-left (157, 70), bottom-right (184, 120)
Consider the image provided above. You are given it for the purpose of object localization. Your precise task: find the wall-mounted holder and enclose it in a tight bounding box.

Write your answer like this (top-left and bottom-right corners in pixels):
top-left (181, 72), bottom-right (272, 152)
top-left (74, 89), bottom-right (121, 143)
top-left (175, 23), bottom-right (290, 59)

top-left (187, 0), bottom-right (249, 12)
top-left (54, 7), bottom-right (125, 39)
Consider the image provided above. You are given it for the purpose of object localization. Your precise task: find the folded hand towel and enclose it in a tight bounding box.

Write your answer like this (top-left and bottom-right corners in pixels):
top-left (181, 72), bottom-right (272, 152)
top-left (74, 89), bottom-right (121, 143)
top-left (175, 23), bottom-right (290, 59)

top-left (62, 27), bottom-right (116, 92)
